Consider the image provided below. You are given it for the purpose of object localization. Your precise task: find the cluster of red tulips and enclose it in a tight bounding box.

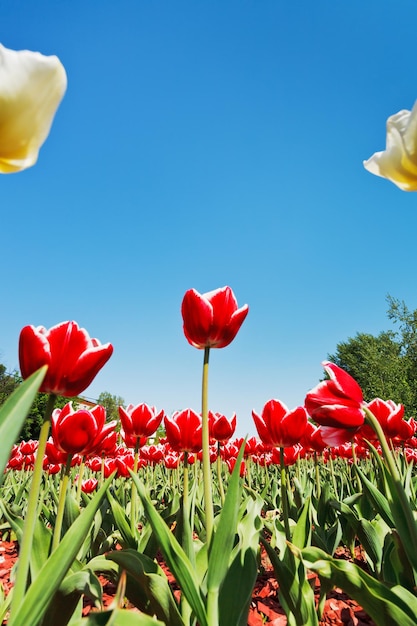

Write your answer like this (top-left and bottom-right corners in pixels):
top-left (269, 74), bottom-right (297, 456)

top-left (14, 287), bottom-right (417, 478)
top-left (5, 284), bottom-right (417, 626)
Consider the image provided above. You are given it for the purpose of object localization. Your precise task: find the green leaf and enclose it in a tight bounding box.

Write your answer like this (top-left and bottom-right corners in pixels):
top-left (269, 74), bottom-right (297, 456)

top-left (71, 608), bottom-right (165, 625)
top-left (262, 531), bottom-right (319, 626)
top-left (131, 471), bottom-right (208, 626)
top-left (206, 441), bottom-right (245, 593)
top-left (107, 490), bottom-right (138, 549)
top-left (301, 546), bottom-right (417, 626)
top-left (41, 570), bottom-right (102, 626)
top-left (292, 497), bottom-right (311, 550)
top-left (0, 366), bottom-right (47, 477)
top-left (354, 465), bottom-right (394, 527)
top-left (106, 549), bottom-right (184, 626)
top-left (9, 473), bottom-right (115, 626)
top-left (218, 493), bottom-right (263, 626)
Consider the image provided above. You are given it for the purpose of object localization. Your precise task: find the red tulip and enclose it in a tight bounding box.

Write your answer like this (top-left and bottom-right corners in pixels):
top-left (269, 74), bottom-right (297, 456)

top-left (305, 361), bottom-right (365, 429)
top-left (51, 402), bottom-right (105, 456)
top-left (118, 403), bottom-right (164, 439)
top-left (164, 409), bottom-right (203, 453)
top-left (80, 478), bottom-right (98, 494)
top-left (271, 444), bottom-right (301, 466)
top-left (19, 321), bottom-right (113, 397)
top-left (140, 444), bottom-right (164, 464)
top-left (181, 286), bottom-right (248, 349)
top-left (121, 431), bottom-right (148, 449)
top-left (252, 400), bottom-right (308, 448)
top-left (360, 398), bottom-right (414, 442)
top-left (209, 411), bottom-right (237, 444)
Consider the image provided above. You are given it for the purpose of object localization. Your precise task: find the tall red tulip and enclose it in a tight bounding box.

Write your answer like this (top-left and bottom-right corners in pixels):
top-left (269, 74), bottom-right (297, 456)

top-left (181, 286), bottom-right (248, 349)
top-left (118, 403), bottom-right (164, 439)
top-left (252, 399), bottom-right (308, 448)
top-left (19, 321), bottom-right (113, 397)
top-left (304, 361), bottom-right (365, 429)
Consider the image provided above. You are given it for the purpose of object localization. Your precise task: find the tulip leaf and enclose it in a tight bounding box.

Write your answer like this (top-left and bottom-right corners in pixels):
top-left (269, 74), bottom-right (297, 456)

top-left (8, 473), bottom-right (115, 626)
top-left (71, 608), bottom-right (166, 625)
top-left (206, 440), bottom-right (245, 593)
top-left (262, 526), bottom-right (319, 626)
top-left (40, 569), bottom-right (102, 626)
top-left (218, 493), bottom-right (263, 626)
top-left (107, 490), bottom-right (138, 549)
top-left (354, 464), bottom-right (394, 527)
top-left (0, 366), bottom-right (47, 477)
top-left (300, 546), bottom-right (417, 626)
top-left (131, 471), bottom-right (208, 626)
top-left (106, 548), bottom-right (184, 626)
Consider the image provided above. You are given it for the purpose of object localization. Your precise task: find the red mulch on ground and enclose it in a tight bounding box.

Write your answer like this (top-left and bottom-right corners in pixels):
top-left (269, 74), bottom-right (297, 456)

top-left (0, 539), bottom-right (375, 625)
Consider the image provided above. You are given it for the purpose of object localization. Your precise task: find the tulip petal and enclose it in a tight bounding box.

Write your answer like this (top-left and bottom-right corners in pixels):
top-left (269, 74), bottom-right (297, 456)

top-left (181, 289), bottom-right (213, 349)
top-left (0, 45), bottom-right (67, 173)
top-left (363, 101), bottom-right (417, 191)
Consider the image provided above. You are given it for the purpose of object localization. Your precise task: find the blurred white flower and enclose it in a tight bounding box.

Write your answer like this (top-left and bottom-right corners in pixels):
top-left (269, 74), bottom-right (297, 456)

top-left (363, 101), bottom-right (417, 191)
top-left (0, 44), bottom-right (67, 173)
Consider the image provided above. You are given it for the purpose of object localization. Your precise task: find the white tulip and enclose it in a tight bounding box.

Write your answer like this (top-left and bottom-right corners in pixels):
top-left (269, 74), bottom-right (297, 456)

top-left (0, 44), bottom-right (67, 173)
top-left (363, 101), bottom-right (417, 191)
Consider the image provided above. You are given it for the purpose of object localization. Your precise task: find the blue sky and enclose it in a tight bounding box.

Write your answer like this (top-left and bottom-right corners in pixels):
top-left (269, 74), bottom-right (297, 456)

top-left (2, 0), bottom-right (417, 436)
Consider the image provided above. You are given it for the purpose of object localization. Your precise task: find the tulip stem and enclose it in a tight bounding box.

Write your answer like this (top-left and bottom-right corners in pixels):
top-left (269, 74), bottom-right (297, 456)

top-left (9, 393), bottom-right (57, 624)
top-left (363, 406), bottom-right (417, 567)
top-left (279, 446), bottom-right (291, 542)
top-left (131, 440), bottom-right (140, 536)
top-left (76, 457), bottom-right (86, 503)
top-left (52, 455), bottom-right (72, 552)
top-left (202, 346), bottom-right (214, 544)
top-left (216, 443), bottom-right (225, 505)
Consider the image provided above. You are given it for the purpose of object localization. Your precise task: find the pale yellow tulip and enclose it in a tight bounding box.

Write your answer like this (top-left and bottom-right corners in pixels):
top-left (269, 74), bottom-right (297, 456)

top-left (363, 101), bottom-right (417, 191)
top-left (0, 44), bottom-right (67, 173)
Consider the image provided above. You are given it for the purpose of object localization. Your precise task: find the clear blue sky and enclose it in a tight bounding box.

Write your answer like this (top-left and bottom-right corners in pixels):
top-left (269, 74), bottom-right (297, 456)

top-left (3, 0), bottom-right (417, 436)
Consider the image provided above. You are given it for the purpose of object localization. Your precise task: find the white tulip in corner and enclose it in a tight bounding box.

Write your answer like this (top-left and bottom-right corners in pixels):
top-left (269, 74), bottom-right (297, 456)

top-left (0, 44), bottom-right (67, 173)
top-left (364, 101), bottom-right (417, 191)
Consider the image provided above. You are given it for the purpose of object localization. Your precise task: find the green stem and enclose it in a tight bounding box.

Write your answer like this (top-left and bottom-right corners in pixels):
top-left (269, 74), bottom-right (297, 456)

top-left (130, 440), bottom-right (140, 535)
top-left (363, 406), bottom-right (417, 563)
top-left (314, 452), bottom-right (321, 499)
top-left (183, 451), bottom-right (189, 512)
top-left (52, 455), bottom-right (73, 552)
top-left (75, 457), bottom-right (86, 503)
top-left (216, 443), bottom-right (225, 505)
top-left (9, 393), bottom-right (57, 622)
top-left (280, 447), bottom-right (291, 541)
top-left (201, 346), bottom-right (214, 544)
top-left (328, 453), bottom-right (338, 497)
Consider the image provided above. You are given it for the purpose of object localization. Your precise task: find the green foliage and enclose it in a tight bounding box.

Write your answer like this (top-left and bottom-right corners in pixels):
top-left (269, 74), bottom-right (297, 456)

top-left (97, 391), bottom-right (125, 422)
top-left (328, 295), bottom-right (417, 415)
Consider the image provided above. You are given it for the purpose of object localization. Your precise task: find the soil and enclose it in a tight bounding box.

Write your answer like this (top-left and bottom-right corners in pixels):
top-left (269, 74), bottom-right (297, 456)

top-left (0, 539), bottom-right (375, 625)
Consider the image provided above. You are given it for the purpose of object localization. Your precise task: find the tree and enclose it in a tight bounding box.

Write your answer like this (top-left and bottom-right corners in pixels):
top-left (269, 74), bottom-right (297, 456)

top-left (97, 391), bottom-right (125, 422)
top-left (328, 296), bottom-right (417, 417)
top-left (0, 365), bottom-right (20, 405)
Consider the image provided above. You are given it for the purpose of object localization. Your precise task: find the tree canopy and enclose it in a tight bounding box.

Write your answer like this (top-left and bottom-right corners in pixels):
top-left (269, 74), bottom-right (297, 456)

top-left (328, 296), bottom-right (417, 417)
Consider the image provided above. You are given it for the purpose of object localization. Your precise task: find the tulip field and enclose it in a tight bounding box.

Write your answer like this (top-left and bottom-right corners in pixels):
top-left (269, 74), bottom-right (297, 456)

top-left (0, 288), bottom-right (417, 626)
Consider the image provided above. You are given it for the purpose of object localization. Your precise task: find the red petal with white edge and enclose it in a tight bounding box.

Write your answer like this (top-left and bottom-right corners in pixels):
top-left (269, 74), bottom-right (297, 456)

top-left (252, 410), bottom-right (273, 447)
top-left (63, 344), bottom-right (113, 396)
top-left (305, 380), bottom-right (361, 413)
top-left (207, 287), bottom-right (238, 338)
top-left (220, 304), bottom-right (249, 347)
top-left (19, 325), bottom-right (51, 379)
top-left (309, 403), bottom-right (365, 428)
top-left (181, 289), bottom-right (213, 348)
top-left (318, 426), bottom-right (360, 446)
top-left (322, 361), bottom-right (363, 403)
